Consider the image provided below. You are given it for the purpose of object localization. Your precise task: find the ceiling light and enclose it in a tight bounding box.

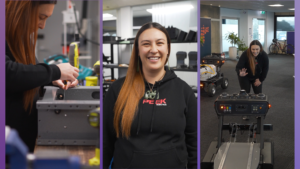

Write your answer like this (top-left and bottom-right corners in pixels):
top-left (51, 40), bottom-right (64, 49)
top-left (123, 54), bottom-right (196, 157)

top-left (210, 4), bottom-right (212, 5)
top-left (288, 8), bottom-right (295, 10)
top-left (103, 13), bottom-right (113, 18)
top-left (103, 13), bottom-right (116, 21)
top-left (146, 5), bottom-right (194, 14)
top-left (269, 4), bottom-right (284, 7)
top-left (219, 5), bottom-right (221, 7)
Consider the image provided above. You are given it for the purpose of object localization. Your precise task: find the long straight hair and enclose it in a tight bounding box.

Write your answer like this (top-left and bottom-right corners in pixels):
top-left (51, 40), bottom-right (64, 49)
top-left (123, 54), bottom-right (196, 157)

top-left (113, 22), bottom-right (171, 138)
top-left (247, 40), bottom-right (263, 75)
top-left (6, 0), bottom-right (57, 112)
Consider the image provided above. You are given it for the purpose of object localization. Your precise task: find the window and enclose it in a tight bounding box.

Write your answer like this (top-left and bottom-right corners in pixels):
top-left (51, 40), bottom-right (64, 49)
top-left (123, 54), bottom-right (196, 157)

top-left (222, 18), bottom-right (238, 52)
top-left (276, 16), bottom-right (294, 40)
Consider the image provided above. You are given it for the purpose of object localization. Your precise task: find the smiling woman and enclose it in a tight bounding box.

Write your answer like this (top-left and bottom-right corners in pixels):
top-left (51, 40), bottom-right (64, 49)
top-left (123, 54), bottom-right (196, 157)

top-left (138, 28), bottom-right (169, 80)
top-left (236, 40), bottom-right (269, 94)
top-left (5, 0), bottom-right (80, 152)
top-left (104, 22), bottom-right (197, 169)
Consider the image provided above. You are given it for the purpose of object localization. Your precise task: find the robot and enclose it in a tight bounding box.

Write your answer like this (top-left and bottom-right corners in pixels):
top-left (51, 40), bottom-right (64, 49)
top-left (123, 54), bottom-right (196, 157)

top-left (201, 90), bottom-right (274, 169)
top-left (200, 53), bottom-right (228, 97)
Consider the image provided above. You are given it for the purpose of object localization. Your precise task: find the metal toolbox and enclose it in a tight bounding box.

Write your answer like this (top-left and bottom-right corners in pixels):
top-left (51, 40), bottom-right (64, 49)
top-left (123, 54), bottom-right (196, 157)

top-left (36, 86), bottom-right (100, 146)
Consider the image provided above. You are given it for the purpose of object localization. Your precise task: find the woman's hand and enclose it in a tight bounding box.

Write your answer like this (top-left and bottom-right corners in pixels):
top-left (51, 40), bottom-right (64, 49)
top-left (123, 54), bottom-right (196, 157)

top-left (239, 68), bottom-right (248, 77)
top-left (254, 79), bottom-right (261, 87)
top-left (52, 79), bottom-right (78, 90)
top-left (56, 63), bottom-right (79, 82)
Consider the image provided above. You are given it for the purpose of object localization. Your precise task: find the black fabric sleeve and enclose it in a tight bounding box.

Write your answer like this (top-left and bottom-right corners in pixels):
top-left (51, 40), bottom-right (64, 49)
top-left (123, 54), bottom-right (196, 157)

top-left (45, 82), bottom-right (55, 86)
top-left (5, 55), bottom-right (61, 93)
top-left (185, 86), bottom-right (197, 169)
top-left (235, 50), bottom-right (248, 76)
top-left (35, 58), bottom-right (55, 86)
top-left (259, 52), bottom-right (269, 82)
top-left (103, 82), bottom-right (118, 168)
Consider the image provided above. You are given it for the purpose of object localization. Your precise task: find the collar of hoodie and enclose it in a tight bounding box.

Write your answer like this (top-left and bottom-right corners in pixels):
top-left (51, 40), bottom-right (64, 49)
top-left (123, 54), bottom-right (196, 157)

top-left (136, 68), bottom-right (176, 135)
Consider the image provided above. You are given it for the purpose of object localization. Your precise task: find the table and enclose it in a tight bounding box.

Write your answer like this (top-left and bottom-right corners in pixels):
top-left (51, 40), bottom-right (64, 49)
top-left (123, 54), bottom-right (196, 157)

top-left (34, 145), bottom-right (96, 165)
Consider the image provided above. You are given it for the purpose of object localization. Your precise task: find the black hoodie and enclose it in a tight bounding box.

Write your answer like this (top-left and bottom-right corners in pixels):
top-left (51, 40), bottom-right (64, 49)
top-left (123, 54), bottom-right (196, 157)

top-left (5, 42), bottom-right (61, 152)
top-left (236, 50), bottom-right (269, 82)
top-left (103, 68), bottom-right (197, 169)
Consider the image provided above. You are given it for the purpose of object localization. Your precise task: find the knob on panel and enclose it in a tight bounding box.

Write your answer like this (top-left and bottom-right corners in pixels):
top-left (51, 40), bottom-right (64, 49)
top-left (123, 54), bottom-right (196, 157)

top-left (257, 93), bottom-right (266, 97)
top-left (239, 90), bottom-right (248, 96)
top-left (221, 93), bottom-right (229, 97)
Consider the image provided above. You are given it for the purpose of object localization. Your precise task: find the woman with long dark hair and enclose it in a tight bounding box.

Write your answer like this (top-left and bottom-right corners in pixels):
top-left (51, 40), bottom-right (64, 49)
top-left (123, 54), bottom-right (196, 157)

top-left (236, 40), bottom-right (269, 94)
top-left (6, 0), bottom-right (79, 152)
top-left (103, 22), bottom-right (197, 168)
top-left (236, 40), bottom-right (269, 120)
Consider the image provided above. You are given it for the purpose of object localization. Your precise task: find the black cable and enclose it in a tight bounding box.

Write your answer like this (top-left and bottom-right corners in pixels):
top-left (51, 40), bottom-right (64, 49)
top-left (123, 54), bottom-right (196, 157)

top-left (81, 0), bottom-right (88, 22)
top-left (73, 4), bottom-right (100, 46)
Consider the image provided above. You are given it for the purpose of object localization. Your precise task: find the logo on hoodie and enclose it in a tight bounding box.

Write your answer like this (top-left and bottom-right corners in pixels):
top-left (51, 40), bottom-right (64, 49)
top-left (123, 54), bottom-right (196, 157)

top-left (143, 98), bottom-right (167, 106)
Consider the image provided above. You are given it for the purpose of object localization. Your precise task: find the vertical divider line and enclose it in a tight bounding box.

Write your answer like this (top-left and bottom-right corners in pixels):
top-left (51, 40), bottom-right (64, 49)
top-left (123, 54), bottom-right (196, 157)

top-left (100, 0), bottom-right (103, 169)
top-left (197, 0), bottom-right (201, 169)
top-left (295, 1), bottom-right (298, 168)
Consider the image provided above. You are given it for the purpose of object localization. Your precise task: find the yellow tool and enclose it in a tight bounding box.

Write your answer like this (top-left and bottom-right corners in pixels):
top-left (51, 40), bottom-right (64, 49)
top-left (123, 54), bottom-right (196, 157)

top-left (64, 42), bottom-right (80, 99)
top-left (85, 76), bottom-right (98, 86)
top-left (93, 60), bottom-right (100, 75)
top-left (88, 107), bottom-right (100, 166)
top-left (69, 42), bottom-right (79, 69)
top-left (85, 60), bottom-right (100, 86)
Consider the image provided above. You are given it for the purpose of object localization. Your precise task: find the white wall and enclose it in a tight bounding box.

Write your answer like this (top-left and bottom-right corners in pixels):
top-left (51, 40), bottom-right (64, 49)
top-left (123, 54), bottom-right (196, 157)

top-left (116, 7), bottom-right (133, 39)
top-left (37, 1), bottom-right (83, 62)
top-left (152, 0), bottom-right (197, 32)
top-left (37, 1), bottom-right (100, 67)
top-left (246, 10), bottom-right (274, 51)
top-left (152, 0), bottom-right (198, 86)
top-left (220, 8), bottom-right (248, 52)
top-left (266, 12), bottom-right (275, 52)
top-left (220, 8), bottom-right (274, 52)
top-left (169, 43), bottom-right (198, 86)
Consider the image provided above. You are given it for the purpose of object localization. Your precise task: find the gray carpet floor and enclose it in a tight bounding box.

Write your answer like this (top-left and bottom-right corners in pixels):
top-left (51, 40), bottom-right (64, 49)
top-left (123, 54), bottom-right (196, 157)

top-left (200, 54), bottom-right (294, 169)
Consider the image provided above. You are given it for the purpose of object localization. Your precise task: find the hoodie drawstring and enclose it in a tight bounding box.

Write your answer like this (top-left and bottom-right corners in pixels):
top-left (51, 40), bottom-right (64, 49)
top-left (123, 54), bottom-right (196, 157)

top-left (136, 99), bottom-right (143, 135)
top-left (150, 82), bottom-right (161, 132)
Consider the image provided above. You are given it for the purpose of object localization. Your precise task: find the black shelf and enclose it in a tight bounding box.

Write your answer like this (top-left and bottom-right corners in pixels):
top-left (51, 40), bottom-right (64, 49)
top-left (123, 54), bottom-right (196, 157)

top-left (103, 41), bottom-right (197, 45)
top-left (103, 65), bottom-right (197, 72)
top-left (103, 64), bottom-right (129, 69)
top-left (170, 67), bottom-right (197, 72)
top-left (103, 41), bottom-right (134, 44)
top-left (103, 42), bottom-right (198, 92)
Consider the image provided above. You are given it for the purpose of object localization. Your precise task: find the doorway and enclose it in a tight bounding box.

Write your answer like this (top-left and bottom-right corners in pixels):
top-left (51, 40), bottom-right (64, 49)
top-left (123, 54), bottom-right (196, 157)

top-left (222, 18), bottom-right (239, 57)
top-left (252, 18), bottom-right (265, 48)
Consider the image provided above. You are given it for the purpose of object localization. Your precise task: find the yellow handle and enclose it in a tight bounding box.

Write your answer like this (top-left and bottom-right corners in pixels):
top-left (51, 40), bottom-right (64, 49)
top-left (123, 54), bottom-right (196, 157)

top-left (201, 64), bottom-right (216, 75)
top-left (71, 42), bottom-right (79, 69)
top-left (89, 148), bottom-right (100, 166)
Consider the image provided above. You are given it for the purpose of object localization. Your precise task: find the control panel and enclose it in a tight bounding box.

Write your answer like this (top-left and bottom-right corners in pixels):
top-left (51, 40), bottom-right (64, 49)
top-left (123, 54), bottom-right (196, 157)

top-left (201, 53), bottom-right (225, 67)
top-left (215, 90), bottom-right (270, 116)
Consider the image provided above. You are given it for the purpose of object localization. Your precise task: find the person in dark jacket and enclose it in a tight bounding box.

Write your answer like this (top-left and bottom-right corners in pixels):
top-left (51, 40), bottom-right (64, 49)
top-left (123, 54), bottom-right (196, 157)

top-left (5, 0), bottom-right (79, 152)
top-left (103, 22), bottom-right (197, 169)
top-left (236, 40), bottom-right (269, 94)
top-left (236, 40), bottom-right (269, 120)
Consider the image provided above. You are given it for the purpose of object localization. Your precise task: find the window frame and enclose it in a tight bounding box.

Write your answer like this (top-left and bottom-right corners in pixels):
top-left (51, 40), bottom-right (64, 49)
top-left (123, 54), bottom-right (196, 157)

top-left (274, 15), bottom-right (295, 40)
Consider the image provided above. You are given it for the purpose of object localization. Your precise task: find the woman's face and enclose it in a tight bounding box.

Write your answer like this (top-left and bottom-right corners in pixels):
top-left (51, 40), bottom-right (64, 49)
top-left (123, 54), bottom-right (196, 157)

top-left (38, 4), bottom-right (55, 30)
top-left (138, 28), bottom-right (169, 73)
top-left (251, 44), bottom-right (260, 57)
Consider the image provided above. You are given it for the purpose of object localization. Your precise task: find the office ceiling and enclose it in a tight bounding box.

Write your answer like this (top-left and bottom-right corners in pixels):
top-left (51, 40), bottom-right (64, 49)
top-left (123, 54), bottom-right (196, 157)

top-left (200, 1), bottom-right (294, 13)
top-left (103, 0), bottom-right (188, 10)
top-left (103, 0), bottom-right (294, 18)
